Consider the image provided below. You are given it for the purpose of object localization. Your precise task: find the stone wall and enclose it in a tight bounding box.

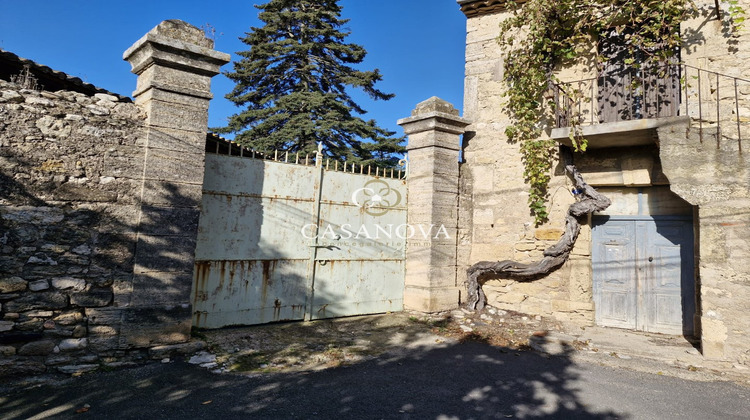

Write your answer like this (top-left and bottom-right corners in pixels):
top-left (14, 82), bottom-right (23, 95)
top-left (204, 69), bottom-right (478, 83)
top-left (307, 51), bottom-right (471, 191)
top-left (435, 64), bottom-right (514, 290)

top-left (658, 119), bottom-right (750, 363)
top-left (461, 10), bottom-right (589, 324)
top-left (459, 0), bottom-right (750, 363)
top-left (0, 20), bottom-right (229, 377)
top-left (0, 80), bottom-right (149, 376)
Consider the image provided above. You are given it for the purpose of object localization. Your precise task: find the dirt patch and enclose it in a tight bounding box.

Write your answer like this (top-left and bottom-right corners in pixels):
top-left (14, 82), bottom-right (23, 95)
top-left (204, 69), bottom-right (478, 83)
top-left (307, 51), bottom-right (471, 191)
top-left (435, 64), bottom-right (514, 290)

top-left (197, 306), bottom-right (567, 375)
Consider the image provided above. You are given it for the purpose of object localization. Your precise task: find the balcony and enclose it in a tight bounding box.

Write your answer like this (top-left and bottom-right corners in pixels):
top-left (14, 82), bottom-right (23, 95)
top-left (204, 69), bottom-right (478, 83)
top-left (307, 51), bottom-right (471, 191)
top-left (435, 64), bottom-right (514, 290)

top-left (549, 64), bottom-right (749, 151)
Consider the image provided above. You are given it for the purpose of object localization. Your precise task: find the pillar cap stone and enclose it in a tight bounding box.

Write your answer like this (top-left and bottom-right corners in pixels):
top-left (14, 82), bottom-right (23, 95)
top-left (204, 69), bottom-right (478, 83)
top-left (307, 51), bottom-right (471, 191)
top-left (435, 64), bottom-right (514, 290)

top-left (412, 96), bottom-right (461, 116)
top-left (124, 20), bottom-right (231, 78)
top-left (398, 97), bottom-right (471, 137)
top-left (398, 96), bottom-right (471, 150)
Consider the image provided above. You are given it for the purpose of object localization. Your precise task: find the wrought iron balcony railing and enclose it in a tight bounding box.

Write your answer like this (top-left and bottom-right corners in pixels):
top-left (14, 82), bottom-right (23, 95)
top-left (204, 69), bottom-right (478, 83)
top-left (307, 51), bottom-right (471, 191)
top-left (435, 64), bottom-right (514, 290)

top-left (550, 63), bottom-right (750, 151)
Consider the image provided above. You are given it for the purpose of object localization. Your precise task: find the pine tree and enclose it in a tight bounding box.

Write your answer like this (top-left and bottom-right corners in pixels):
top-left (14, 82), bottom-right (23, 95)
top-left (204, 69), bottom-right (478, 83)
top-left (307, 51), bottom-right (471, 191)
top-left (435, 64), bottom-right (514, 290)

top-left (217, 0), bottom-right (405, 166)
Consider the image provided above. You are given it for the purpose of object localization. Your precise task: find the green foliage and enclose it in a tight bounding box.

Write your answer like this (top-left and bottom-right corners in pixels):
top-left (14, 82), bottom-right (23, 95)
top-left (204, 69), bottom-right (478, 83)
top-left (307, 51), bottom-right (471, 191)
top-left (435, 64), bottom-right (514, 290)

top-left (728, 0), bottom-right (747, 31)
top-left (217, 0), bottom-right (404, 167)
top-left (497, 0), bottom-right (705, 224)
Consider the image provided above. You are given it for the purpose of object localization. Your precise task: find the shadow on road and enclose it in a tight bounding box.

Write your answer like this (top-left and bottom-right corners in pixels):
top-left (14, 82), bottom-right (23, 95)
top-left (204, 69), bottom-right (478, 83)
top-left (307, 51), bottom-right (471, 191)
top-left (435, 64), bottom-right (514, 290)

top-left (0, 335), bottom-right (624, 419)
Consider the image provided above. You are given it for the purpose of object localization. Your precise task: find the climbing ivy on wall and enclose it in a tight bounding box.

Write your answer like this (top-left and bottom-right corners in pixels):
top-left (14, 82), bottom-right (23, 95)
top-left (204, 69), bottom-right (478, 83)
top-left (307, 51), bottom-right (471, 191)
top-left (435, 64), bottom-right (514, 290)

top-left (496, 0), bottom-right (744, 224)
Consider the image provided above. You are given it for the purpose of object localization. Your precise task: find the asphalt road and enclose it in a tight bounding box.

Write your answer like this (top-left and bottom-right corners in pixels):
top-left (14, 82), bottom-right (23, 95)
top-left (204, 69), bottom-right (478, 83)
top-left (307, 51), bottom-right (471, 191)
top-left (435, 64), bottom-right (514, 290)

top-left (1, 340), bottom-right (749, 419)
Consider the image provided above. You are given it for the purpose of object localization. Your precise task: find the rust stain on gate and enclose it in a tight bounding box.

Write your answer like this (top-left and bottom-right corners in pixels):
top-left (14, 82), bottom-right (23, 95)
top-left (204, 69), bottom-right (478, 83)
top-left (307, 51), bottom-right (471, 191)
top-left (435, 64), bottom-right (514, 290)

top-left (191, 152), bottom-right (406, 328)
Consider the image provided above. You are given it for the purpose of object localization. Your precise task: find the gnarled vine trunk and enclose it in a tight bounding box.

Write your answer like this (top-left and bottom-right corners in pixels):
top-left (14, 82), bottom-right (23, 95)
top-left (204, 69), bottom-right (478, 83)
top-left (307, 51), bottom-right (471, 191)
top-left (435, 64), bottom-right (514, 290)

top-left (466, 149), bottom-right (610, 310)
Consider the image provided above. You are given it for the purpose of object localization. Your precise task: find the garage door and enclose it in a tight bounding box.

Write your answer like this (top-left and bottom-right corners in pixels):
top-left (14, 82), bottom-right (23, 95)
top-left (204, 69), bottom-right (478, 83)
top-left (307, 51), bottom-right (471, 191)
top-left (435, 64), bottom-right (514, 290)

top-left (592, 216), bottom-right (695, 336)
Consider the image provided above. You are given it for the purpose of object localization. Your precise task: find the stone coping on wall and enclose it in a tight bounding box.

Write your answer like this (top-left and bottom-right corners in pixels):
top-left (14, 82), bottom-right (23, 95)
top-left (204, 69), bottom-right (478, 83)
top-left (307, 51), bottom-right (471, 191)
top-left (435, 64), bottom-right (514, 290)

top-left (0, 49), bottom-right (130, 102)
top-left (457, 0), bottom-right (527, 18)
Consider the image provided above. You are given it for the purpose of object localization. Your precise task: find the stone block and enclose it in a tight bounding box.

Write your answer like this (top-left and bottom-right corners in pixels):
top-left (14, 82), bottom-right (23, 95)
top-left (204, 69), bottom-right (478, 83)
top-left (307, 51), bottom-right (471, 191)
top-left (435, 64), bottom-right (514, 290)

top-left (535, 228), bottom-right (564, 241)
top-left (473, 208), bottom-right (494, 225)
top-left (140, 181), bottom-right (202, 207)
top-left (405, 262), bottom-right (457, 289)
top-left (143, 149), bottom-right (205, 184)
top-left (129, 272), bottom-right (193, 306)
top-left (701, 316), bottom-right (728, 360)
top-left (88, 336), bottom-right (123, 353)
top-left (85, 308), bottom-right (124, 326)
top-left (514, 242), bottom-right (537, 252)
top-left (119, 306), bottom-right (192, 348)
top-left (133, 235), bottom-right (197, 273)
top-left (138, 206), bottom-right (200, 236)
top-left (140, 98), bottom-right (210, 132)
top-left (0, 346), bottom-right (15, 356)
top-left (142, 127), bottom-right (206, 154)
top-left (408, 173), bottom-right (460, 196)
top-left (134, 68), bottom-right (213, 104)
top-left (58, 338), bottom-right (88, 351)
top-left (99, 146), bottom-right (146, 180)
top-left (470, 166), bottom-right (494, 193)
top-left (469, 243), bottom-right (514, 262)
top-left (0, 359), bottom-right (47, 377)
top-left (567, 258), bottom-right (593, 301)
top-left (407, 147), bottom-right (460, 176)
top-left (404, 285), bottom-right (461, 312)
top-left (72, 325), bottom-right (87, 338)
top-left (0, 277), bottom-right (27, 293)
top-left (513, 281), bottom-right (552, 296)
top-left (28, 280), bottom-right (50, 291)
top-left (90, 233), bottom-right (137, 270)
top-left (51, 277), bottom-right (86, 291)
top-left (0, 320), bottom-right (14, 332)
top-left (18, 340), bottom-right (56, 356)
top-left (24, 310), bottom-right (54, 317)
top-left (71, 288), bottom-right (113, 307)
top-left (51, 184), bottom-right (118, 203)
top-left (519, 297), bottom-right (552, 316)
top-left (5, 291), bottom-right (68, 312)
top-left (498, 292), bottom-right (528, 304)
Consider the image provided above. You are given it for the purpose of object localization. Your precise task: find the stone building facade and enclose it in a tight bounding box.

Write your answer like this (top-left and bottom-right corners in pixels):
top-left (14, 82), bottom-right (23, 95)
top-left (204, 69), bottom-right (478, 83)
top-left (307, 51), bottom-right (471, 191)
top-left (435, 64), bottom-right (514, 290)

top-left (0, 20), bottom-right (229, 376)
top-left (452, 0), bottom-right (750, 365)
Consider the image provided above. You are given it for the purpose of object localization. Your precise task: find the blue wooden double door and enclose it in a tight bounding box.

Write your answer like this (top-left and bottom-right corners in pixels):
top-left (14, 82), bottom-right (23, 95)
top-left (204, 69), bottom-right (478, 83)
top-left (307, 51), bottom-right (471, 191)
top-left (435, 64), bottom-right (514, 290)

top-left (592, 217), bottom-right (695, 336)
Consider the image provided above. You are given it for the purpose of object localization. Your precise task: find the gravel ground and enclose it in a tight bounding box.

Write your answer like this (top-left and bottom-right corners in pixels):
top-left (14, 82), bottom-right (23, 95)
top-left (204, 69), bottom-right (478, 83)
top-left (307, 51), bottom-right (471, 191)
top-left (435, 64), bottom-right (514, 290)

top-left (197, 307), bottom-right (567, 375)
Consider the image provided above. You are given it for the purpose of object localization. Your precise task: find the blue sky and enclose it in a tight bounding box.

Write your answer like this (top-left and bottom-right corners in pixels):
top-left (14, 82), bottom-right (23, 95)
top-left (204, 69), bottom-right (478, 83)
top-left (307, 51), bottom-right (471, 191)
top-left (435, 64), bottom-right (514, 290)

top-left (0, 0), bottom-right (468, 138)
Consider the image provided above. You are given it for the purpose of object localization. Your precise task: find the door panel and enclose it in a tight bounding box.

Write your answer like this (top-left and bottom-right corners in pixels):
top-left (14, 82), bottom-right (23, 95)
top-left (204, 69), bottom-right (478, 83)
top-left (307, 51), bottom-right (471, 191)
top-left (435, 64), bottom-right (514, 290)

top-left (593, 220), bottom-right (637, 329)
top-left (639, 220), bottom-right (695, 335)
top-left (593, 217), bottom-right (694, 335)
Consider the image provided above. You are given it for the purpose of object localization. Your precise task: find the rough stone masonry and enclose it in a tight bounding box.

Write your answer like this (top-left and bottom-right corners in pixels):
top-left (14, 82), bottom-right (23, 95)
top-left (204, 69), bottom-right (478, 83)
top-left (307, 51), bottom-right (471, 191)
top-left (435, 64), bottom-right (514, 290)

top-left (0, 20), bottom-right (229, 377)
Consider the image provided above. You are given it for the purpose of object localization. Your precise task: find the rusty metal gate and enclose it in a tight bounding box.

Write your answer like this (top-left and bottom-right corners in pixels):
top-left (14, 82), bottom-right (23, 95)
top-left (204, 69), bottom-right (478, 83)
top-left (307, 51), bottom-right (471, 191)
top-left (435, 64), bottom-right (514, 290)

top-left (191, 147), bottom-right (406, 328)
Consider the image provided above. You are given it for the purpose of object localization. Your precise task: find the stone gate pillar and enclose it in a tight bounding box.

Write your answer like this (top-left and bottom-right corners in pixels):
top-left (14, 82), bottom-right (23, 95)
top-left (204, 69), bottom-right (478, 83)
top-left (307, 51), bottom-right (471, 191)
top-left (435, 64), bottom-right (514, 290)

top-left (121, 20), bottom-right (230, 346)
top-left (398, 97), bottom-right (470, 312)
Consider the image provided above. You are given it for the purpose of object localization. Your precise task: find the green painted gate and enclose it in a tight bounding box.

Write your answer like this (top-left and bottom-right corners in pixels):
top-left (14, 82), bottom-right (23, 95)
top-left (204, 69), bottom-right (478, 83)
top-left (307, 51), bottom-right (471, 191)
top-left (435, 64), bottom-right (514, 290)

top-left (191, 147), bottom-right (406, 328)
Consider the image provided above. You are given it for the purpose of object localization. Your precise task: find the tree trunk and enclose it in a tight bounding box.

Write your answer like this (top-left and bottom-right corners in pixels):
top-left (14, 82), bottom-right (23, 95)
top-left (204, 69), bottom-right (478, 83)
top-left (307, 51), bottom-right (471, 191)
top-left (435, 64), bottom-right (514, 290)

top-left (466, 148), bottom-right (611, 310)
